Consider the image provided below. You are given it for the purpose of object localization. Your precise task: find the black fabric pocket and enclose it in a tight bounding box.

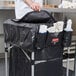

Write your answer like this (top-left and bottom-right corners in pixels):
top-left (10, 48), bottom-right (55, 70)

top-left (46, 32), bottom-right (63, 47)
top-left (35, 33), bottom-right (47, 49)
top-left (63, 31), bottom-right (72, 47)
top-left (35, 58), bottom-right (62, 76)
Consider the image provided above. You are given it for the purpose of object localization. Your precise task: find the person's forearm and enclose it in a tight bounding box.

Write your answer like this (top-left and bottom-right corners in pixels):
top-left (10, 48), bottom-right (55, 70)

top-left (23, 0), bottom-right (33, 6)
top-left (23, 0), bottom-right (41, 11)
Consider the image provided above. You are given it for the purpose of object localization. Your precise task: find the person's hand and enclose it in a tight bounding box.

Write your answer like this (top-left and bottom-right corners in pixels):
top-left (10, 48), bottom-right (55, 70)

top-left (30, 2), bottom-right (41, 11)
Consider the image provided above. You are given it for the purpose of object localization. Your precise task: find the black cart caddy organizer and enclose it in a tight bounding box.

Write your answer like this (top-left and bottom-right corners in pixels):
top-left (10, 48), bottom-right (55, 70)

top-left (3, 10), bottom-right (64, 76)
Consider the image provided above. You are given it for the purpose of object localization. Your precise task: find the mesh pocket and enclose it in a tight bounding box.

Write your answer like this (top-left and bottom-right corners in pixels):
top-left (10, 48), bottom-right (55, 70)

top-left (46, 32), bottom-right (63, 47)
